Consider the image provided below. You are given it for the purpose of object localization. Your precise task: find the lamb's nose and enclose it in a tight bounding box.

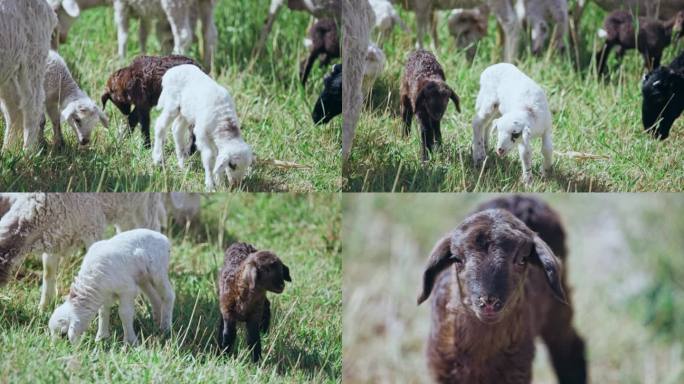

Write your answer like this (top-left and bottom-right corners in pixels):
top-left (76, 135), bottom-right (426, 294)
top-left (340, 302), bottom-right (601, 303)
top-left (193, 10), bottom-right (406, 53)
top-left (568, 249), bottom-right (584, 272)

top-left (79, 138), bottom-right (90, 146)
top-left (496, 148), bottom-right (505, 157)
top-left (478, 296), bottom-right (502, 312)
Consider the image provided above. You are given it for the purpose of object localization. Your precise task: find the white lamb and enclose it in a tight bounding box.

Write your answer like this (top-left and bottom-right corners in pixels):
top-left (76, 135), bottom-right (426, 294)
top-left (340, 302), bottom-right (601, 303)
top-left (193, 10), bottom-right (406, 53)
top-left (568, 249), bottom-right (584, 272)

top-left (362, 43), bottom-right (386, 96)
top-left (368, 0), bottom-right (409, 44)
top-left (153, 65), bottom-right (254, 191)
top-left (49, 229), bottom-right (174, 345)
top-left (0, 0), bottom-right (57, 153)
top-left (43, 50), bottom-right (109, 147)
top-left (0, 193), bottom-right (166, 311)
top-left (471, 63), bottom-right (553, 186)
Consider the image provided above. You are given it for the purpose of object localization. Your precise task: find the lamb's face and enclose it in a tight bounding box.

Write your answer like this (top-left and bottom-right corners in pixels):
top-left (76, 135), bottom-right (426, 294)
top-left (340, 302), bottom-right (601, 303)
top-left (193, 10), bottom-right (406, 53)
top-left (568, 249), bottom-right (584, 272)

top-left (449, 11), bottom-right (487, 50)
top-left (49, 301), bottom-right (74, 338)
top-left (62, 100), bottom-right (109, 145)
top-left (494, 112), bottom-right (527, 156)
top-left (312, 65), bottom-right (342, 125)
top-left (215, 140), bottom-right (254, 186)
top-left (641, 68), bottom-right (681, 139)
top-left (251, 251), bottom-right (291, 294)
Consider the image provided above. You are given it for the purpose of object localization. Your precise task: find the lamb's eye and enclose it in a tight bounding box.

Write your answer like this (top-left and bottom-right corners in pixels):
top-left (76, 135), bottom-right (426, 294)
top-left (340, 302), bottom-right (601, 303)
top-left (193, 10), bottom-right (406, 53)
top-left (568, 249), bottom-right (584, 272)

top-left (517, 256), bottom-right (527, 266)
top-left (228, 162), bottom-right (236, 171)
top-left (511, 132), bottom-right (521, 140)
top-left (73, 117), bottom-right (81, 125)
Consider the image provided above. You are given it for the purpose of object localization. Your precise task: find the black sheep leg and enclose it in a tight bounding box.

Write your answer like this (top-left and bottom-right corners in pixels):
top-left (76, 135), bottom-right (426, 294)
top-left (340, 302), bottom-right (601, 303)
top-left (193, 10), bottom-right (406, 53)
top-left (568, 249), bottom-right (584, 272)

top-left (246, 320), bottom-right (262, 362)
top-left (261, 299), bottom-right (271, 334)
top-left (400, 95), bottom-right (413, 136)
top-left (219, 317), bottom-right (236, 354)
top-left (139, 109), bottom-right (151, 148)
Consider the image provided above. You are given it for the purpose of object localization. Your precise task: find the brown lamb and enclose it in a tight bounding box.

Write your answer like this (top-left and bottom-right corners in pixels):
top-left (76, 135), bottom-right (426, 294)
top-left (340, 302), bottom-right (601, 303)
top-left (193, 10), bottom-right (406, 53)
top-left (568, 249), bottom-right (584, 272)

top-left (597, 10), bottom-right (684, 75)
top-left (400, 49), bottom-right (461, 162)
top-left (417, 195), bottom-right (586, 384)
top-left (301, 18), bottom-right (340, 86)
top-left (101, 55), bottom-right (201, 148)
top-left (218, 242), bottom-right (291, 362)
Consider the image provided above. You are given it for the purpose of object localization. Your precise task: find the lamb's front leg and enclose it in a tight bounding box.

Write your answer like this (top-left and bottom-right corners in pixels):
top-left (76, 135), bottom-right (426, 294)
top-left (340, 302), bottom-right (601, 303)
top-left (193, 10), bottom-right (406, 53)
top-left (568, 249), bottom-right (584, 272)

top-left (219, 316), bottom-right (236, 353)
top-left (118, 294), bottom-right (139, 345)
top-left (541, 130), bottom-right (553, 177)
top-left (471, 114), bottom-right (489, 169)
top-left (246, 319), bottom-right (262, 362)
top-left (518, 143), bottom-right (533, 186)
top-left (96, 303), bottom-right (112, 341)
top-left (199, 145), bottom-right (217, 191)
top-left (152, 109), bottom-right (175, 165)
top-left (39, 253), bottom-right (59, 311)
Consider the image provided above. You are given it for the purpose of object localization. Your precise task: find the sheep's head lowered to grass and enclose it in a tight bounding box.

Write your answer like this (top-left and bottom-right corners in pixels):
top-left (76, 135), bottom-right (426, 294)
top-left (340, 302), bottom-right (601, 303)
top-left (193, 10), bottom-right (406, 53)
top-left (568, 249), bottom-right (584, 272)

top-left (641, 61), bottom-right (684, 140)
top-left (417, 209), bottom-right (566, 324)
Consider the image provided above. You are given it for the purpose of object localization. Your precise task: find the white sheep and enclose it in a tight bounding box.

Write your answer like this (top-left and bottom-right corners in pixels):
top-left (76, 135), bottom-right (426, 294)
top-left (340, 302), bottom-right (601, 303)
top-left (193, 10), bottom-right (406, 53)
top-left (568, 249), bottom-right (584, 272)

top-left (43, 50), bottom-right (109, 147)
top-left (368, 0), bottom-right (409, 44)
top-left (49, 229), bottom-right (174, 345)
top-left (471, 63), bottom-right (553, 186)
top-left (0, 193), bottom-right (166, 311)
top-left (362, 43), bottom-right (386, 96)
top-left (165, 192), bottom-right (201, 226)
top-left (152, 65), bottom-right (254, 191)
top-left (0, 0), bottom-right (57, 153)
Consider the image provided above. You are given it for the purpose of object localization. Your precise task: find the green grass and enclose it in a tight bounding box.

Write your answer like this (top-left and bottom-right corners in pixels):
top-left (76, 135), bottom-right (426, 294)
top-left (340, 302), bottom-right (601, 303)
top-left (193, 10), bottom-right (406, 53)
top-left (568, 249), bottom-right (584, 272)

top-left (0, 194), bottom-right (341, 383)
top-left (343, 4), bottom-right (684, 192)
top-left (0, 0), bottom-right (341, 192)
top-left (343, 194), bottom-right (684, 383)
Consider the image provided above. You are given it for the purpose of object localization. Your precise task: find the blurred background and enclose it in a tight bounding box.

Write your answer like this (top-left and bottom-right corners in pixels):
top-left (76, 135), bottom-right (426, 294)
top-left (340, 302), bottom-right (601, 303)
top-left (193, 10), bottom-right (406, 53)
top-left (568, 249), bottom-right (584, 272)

top-left (343, 194), bottom-right (684, 383)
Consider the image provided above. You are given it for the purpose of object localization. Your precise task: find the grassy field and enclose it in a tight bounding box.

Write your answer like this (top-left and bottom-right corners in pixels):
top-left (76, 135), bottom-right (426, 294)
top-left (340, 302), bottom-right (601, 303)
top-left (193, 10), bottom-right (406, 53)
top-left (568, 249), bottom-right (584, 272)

top-left (343, 4), bottom-right (684, 192)
top-left (0, 193), bottom-right (341, 383)
top-left (0, 0), bottom-right (341, 192)
top-left (343, 194), bottom-right (684, 383)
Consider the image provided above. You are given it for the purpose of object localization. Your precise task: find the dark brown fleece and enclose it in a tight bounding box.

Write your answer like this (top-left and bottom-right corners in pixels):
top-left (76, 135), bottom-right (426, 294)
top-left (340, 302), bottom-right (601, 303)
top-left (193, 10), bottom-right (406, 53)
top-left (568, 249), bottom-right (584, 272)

top-left (418, 196), bottom-right (586, 384)
top-left (301, 18), bottom-right (340, 86)
top-left (101, 55), bottom-right (200, 147)
top-left (400, 49), bottom-right (460, 161)
top-left (597, 10), bottom-right (684, 75)
top-left (218, 242), bottom-right (291, 362)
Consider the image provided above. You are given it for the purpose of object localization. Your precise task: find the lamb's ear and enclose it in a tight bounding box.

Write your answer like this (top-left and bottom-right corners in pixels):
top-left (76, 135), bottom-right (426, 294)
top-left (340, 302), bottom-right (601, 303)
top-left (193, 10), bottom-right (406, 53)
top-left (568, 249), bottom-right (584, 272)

top-left (447, 87), bottom-right (461, 113)
top-left (417, 234), bottom-right (460, 305)
top-left (101, 92), bottom-right (111, 109)
top-left (242, 261), bottom-right (258, 290)
top-left (62, 0), bottom-right (80, 17)
top-left (531, 234), bottom-right (567, 304)
top-left (61, 103), bottom-right (77, 124)
top-left (97, 107), bottom-right (109, 128)
top-left (282, 264), bottom-right (291, 282)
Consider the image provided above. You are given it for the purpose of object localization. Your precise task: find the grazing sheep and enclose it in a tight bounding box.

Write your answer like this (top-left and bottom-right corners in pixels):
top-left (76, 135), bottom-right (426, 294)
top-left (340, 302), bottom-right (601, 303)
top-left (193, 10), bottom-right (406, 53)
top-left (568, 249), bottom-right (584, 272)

top-left (596, 10), bottom-right (684, 74)
top-left (218, 242), bottom-right (291, 362)
top-left (519, 0), bottom-right (569, 55)
top-left (400, 0), bottom-right (522, 63)
top-left (642, 50), bottom-right (684, 140)
top-left (0, 193), bottom-right (166, 310)
top-left (472, 63), bottom-right (553, 186)
top-left (49, 229), bottom-right (174, 345)
top-left (573, 0), bottom-right (684, 32)
top-left (153, 65), bottom-right (254, 190)
top-left (448, 6), bottom-right (490, 61)
top-left (418, 195), bottom-right (586, 384)
top-left (43, 51), bottom-right (109, 148)
top-left (400, 50), bottom-right (461, 161)
top-left (301, 18), bottom-right (340, 86)
top-left (101, 55), bottom-right (200, 148)
top-left (312, 64), bottom-right (342, 125)
top-left (368, 0), bottom-right (409, 44)
top-left (253, 0), bottom-right (340, 59)
top-left (362, 43), bottom-right (386, 95)
top-left (0, 0), bottom-right (57, 153)
top-left (342, 0), bottom-right (374, 160)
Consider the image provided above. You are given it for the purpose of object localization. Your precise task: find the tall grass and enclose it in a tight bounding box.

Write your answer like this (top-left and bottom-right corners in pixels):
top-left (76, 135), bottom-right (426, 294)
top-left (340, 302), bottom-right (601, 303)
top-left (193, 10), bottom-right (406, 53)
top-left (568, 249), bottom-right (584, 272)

top-left (0, 194), bottom-right (341, 383)
top-left (343, 4), bottom-right (684, 192)
top-left (0, 0), bottom-right (341, 192)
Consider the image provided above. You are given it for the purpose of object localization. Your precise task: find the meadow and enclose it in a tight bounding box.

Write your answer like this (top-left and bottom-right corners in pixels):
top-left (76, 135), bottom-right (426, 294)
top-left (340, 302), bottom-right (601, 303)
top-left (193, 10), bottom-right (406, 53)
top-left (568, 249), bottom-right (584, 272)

top-left (343, 4), bottom-right (684, 192)
top-left (0, 193), bottom-right (341, 383)
top-left (343, 193), bottom-right (684, 383)
top-left (0, 0), bottom-right (341, 192)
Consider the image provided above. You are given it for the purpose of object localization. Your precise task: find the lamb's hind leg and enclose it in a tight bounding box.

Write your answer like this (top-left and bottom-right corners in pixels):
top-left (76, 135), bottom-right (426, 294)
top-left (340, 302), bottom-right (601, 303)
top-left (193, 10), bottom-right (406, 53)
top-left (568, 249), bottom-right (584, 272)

top-left (153, 274), bottom-right (175, 332)
top-left (171, 117), bottom-right (192, 169)
top-left (118, 292), bottom-right (139, 345)
top-left (39, 253), bottom-right (59, 311)
top-left (152, 107), bottom-right (177, 165)
top-left (140, 281), bottom-right (163, 327)
top-left (542, 298), bottom-right (587, 384)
